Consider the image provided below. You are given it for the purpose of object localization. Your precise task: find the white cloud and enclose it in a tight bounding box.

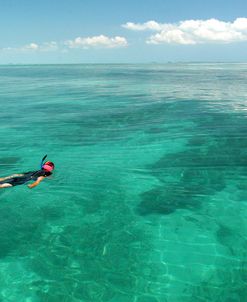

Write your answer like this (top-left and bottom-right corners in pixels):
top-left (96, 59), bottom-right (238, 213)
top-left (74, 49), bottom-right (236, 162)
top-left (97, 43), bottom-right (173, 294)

top-left (22, 41), bottom-right (58, 51)
top-left (41, 41), bottom-right (58, 51)
top-left (1, 35), bottom-right (128, 53)
top-left (24, 43), bottom-right (39, 50)
top-left (233, 18), bottom-right (247, 30)
top-left (123, 18), bottom-right (247, 45)
top-left (122, 21), bottom-right (163, 31)
top-left (1, 41), bottom-right (58, 52)
top-left (65, 35), bottom-right (128, 49)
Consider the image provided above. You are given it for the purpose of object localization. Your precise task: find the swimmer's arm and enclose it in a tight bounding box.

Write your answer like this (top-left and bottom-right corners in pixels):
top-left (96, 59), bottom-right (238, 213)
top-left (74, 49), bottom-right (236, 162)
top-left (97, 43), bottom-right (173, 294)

top-left (28, 176), bottom-right (45, 189)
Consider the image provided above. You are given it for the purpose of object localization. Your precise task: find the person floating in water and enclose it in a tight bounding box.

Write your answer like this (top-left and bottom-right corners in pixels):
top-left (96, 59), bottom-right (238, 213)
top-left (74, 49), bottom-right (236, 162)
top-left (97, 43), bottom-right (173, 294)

top-left (0, 155), bottom-right (54, 189)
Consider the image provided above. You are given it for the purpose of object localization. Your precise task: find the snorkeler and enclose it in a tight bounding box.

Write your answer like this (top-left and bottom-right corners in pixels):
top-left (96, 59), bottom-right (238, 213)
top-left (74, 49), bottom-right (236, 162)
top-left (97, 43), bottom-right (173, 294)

top-left (0, 155), bottom-right (54, 189)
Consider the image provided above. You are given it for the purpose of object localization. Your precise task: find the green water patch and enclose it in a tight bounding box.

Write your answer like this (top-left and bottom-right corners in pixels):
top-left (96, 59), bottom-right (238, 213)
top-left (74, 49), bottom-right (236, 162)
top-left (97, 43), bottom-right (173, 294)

top-left (1, 65), bottom-right (247, 301)
top-left (137, 104), bottom-right (247, 217)
top-left (137, 182), bottom-right (203, 215)
top-left (0, 157), bottom-right (21, 173)
top-left (137, 148), bottom-right (226, 215)
top-left (27, 191), bottom-right (155, 301)
top-left (0, 206), bottom-right (42, 258)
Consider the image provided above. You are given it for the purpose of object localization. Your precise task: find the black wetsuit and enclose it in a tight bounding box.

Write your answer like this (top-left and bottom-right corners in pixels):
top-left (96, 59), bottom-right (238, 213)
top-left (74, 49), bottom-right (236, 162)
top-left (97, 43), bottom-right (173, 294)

top-left (0, 170), bottom-right (52, 186)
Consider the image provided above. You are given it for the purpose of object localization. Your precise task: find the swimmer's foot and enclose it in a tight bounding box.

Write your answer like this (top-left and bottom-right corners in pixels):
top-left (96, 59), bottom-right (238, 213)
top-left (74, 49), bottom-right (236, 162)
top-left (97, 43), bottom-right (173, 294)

top-left (0, 183), bottom-right (13, 189)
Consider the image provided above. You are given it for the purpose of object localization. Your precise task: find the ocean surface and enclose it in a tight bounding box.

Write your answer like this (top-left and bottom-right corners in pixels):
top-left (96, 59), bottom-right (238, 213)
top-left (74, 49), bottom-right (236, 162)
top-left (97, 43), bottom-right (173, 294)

top-left (0, 63), bottom-right (247, 302)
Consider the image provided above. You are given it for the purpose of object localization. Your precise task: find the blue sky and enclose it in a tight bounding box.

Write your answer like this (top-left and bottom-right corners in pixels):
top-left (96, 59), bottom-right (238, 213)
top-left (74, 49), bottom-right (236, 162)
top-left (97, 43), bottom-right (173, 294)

top-left (0, 0), bottom-right (247, 63)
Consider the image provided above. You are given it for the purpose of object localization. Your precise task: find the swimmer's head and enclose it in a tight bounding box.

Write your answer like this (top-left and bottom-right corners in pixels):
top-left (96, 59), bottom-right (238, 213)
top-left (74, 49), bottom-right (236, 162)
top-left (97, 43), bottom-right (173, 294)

top-left (42, 161), bottom-right (55, 172)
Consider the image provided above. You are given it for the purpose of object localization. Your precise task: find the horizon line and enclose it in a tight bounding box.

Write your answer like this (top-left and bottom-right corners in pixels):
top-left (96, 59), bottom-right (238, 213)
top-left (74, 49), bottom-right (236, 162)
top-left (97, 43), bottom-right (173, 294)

top-left (1, 61), bottom-right (247, 66)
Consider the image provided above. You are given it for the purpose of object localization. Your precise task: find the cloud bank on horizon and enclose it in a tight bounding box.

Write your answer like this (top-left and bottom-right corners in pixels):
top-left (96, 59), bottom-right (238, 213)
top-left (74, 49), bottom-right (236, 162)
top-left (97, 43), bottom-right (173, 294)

top-left (123, 18), bottom-right (247, 45)
top-left (1, 35), bottom-right (127, 53)
top-left (2, 18), bottom-right (247, 53)
top-left (65, 35), bottom-right (128, 49)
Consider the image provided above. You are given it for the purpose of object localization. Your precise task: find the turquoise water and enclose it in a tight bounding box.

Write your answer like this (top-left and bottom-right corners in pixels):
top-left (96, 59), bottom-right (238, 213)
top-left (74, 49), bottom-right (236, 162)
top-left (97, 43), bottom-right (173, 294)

top-left (0, 63), bottom-right (247, 302)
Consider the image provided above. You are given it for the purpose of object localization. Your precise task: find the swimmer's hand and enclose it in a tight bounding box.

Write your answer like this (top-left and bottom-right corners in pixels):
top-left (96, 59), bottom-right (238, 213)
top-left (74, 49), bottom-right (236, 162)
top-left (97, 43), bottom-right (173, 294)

top-left (28, 176), bottom-right (45, 189)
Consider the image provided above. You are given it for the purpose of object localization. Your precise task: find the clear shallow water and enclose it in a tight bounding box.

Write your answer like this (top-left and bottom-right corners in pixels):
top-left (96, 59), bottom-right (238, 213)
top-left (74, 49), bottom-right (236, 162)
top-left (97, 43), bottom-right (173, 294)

top-left (0, 63), bottom-right (247, 301)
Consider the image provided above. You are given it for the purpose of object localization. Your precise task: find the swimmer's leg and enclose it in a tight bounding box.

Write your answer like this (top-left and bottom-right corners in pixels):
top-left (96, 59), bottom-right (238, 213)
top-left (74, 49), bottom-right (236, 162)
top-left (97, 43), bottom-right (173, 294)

top-left (0, 174), bottom-right (24, 181)
top-left (0, 183), bottom-right (13, 189)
